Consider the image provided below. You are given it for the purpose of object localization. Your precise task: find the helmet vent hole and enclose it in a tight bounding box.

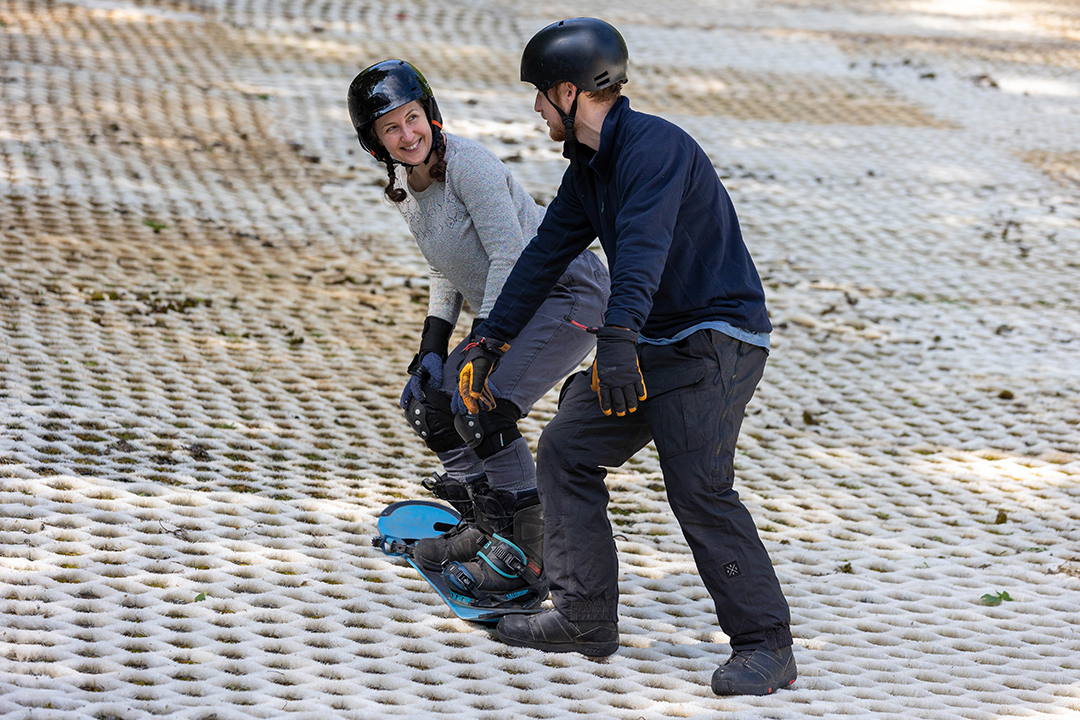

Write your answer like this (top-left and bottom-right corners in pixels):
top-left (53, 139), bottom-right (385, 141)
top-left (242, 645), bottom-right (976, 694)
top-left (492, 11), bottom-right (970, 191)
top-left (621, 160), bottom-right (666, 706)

top-left (594, 71), bottom-right (610, 86)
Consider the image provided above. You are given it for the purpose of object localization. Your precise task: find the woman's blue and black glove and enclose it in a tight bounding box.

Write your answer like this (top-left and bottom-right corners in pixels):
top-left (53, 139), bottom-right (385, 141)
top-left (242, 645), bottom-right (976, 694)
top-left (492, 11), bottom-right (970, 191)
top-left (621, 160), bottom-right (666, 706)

top-left (590, 326), bottom-right (647, 417)
top-left (400, 316), bottom-right (454, 410)
top-left (400, 352), bottom-right (444, 409)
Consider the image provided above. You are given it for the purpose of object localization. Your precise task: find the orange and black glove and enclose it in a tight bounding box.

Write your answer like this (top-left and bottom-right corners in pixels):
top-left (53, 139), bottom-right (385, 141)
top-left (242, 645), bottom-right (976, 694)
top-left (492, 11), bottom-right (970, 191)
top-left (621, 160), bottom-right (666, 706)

top-left (457, 336), bottom-right (510, 415)
top-left (590, 326), bottom-right (647, 416)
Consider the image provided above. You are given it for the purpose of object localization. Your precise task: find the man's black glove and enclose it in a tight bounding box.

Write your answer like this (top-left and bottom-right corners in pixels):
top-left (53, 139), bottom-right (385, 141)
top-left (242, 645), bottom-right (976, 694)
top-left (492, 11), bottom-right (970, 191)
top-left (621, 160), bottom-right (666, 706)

top-left (590, 326), bottom-right (647, 417)
top-left (457, 336), bottom-right (510, 415)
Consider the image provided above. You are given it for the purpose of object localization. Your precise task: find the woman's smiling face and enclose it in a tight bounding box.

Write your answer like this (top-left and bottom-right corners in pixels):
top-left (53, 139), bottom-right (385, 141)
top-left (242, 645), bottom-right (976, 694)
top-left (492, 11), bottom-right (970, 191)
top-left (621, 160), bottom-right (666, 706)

top-left (374, 100), bottom-right (432, 165)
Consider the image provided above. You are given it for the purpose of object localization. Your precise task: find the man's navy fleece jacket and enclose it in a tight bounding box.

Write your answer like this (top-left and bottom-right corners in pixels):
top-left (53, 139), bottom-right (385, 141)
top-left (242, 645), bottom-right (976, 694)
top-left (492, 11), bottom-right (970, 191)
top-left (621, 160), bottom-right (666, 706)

top-left (479, 96), bottom-right (771, 343)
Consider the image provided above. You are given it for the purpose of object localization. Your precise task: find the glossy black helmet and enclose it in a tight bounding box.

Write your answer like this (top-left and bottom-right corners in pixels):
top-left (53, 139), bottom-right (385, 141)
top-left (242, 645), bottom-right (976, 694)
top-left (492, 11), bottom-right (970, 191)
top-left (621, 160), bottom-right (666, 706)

top-left (347, 59), bottom-right (443, 164)
top-left (520, 17), bottom-right (628, 93)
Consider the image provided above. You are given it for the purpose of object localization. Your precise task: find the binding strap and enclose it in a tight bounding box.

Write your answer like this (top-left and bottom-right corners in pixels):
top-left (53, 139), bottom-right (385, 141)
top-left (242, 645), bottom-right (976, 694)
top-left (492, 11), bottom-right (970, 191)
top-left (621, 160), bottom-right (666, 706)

top-left (476, 534), bottom-right (543, 584)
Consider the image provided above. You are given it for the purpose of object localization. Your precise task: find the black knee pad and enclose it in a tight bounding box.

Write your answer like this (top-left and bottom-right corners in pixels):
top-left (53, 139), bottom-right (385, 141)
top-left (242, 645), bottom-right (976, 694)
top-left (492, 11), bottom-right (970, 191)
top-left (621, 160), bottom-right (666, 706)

top-left (455, 399), bottom-right (522, 459)
top-left (404, 391), bottom-right (463, 453)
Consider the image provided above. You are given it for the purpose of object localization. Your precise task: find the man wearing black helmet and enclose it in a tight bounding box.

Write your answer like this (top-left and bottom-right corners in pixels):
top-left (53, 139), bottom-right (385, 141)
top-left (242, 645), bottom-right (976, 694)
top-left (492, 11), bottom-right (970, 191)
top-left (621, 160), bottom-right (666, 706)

top-left (457, 18), bottom-right (797, 696)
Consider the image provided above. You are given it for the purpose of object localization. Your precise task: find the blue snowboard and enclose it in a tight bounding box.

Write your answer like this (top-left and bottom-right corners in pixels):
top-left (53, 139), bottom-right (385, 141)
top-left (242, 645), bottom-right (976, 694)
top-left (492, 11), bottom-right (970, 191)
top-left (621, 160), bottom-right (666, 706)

top-left (373, 500), bottom-right (545, 623)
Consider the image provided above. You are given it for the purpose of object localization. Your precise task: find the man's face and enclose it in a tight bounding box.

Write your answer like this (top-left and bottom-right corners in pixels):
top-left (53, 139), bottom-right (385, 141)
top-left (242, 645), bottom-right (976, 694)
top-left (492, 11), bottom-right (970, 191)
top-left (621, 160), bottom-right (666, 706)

top-left (534, 87), bottom-right (568, 142)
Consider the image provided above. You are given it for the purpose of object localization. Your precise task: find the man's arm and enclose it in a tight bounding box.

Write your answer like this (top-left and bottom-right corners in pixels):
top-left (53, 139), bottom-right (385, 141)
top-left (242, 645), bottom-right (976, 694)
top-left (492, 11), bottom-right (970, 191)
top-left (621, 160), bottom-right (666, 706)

top-left (458, 174), bottom-right (596, 416)
top-left (477, 174), bottom-right (596, 342)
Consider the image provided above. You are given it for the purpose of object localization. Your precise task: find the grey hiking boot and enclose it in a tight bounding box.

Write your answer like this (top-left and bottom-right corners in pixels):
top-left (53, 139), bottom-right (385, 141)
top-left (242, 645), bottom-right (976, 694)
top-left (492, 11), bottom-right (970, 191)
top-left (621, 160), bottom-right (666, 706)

top-left (711, 646), bottom-right (797, 696)
top-left (497, 609), bottom-right (619, 657)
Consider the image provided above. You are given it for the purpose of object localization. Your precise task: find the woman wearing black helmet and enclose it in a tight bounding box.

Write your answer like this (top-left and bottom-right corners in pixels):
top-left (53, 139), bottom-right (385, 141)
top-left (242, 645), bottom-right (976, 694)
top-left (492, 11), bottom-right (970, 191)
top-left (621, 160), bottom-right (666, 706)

top-left (347, 60), bottom-right (609, 610)
top-left (458, 18), bottom-right (797, 696)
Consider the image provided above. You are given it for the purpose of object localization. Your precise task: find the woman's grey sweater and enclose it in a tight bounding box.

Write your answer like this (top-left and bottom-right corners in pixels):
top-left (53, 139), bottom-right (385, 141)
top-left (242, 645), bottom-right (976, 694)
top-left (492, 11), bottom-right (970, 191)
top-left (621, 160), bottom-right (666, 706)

top-left (395, 133), bottom-right (544, 326)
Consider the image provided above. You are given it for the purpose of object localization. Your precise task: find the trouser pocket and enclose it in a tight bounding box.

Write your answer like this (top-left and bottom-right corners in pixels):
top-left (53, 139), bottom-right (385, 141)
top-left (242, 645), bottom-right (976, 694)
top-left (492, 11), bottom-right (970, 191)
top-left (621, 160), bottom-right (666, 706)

top-left (639, 337), bottom-right (707, 458)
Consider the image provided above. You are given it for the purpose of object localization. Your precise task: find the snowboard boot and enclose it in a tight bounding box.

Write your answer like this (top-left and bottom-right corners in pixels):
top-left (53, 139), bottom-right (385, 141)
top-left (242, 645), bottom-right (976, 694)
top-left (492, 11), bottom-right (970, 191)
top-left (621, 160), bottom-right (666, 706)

top-left (442, 482), bottom-right (548, 609)
top-left (412, 473), bottom-right (488, 571)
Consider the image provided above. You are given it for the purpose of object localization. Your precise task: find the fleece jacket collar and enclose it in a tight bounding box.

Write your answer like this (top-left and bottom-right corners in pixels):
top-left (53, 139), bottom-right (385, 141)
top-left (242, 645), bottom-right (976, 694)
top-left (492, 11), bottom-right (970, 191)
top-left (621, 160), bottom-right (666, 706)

top-left (584, 95), bottom-right (630, 178)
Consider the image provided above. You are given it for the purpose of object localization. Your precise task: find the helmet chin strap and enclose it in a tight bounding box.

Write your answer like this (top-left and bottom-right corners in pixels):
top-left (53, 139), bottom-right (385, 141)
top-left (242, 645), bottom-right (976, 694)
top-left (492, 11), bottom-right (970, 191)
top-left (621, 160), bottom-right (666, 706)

top-left (544, 88), bottom-right (581, 171)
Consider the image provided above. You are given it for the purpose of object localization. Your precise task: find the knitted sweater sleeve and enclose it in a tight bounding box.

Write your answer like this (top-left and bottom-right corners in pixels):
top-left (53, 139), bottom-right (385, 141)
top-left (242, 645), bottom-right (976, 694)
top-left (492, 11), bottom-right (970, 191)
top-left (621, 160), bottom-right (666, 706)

top-left (427, 267), bottom-right (464, 327)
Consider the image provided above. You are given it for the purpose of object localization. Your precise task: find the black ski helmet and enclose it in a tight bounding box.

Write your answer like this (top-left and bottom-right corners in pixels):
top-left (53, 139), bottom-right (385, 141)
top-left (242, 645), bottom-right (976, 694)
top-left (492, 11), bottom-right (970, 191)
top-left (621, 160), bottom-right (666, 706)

top-left (520, 17), bottom-right (628, 93)
top-left (347, 59), bottom-right (443, 165)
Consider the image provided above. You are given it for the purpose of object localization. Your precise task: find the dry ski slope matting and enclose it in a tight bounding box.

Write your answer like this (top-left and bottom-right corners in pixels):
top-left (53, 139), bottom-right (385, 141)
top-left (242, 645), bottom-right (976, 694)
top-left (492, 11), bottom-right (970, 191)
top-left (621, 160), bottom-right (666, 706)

top-left (2, 0), bottom-right (1080, 718)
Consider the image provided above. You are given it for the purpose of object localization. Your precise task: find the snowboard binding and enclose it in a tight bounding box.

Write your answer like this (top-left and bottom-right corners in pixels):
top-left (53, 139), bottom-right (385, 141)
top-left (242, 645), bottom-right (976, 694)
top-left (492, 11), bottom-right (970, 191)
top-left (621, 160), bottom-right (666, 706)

top-left (440, 483), bottom-right (548, 609)
top-left (443, 532), bottom-right (548, 609)
top-left (372, 495), bottom-right (545, 622)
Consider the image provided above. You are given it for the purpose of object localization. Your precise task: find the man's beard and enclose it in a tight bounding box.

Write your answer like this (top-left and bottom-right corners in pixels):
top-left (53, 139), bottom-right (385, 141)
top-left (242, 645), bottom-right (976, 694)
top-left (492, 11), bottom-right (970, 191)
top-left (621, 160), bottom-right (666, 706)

top-left (549, 120), bottom-right (567, 142)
